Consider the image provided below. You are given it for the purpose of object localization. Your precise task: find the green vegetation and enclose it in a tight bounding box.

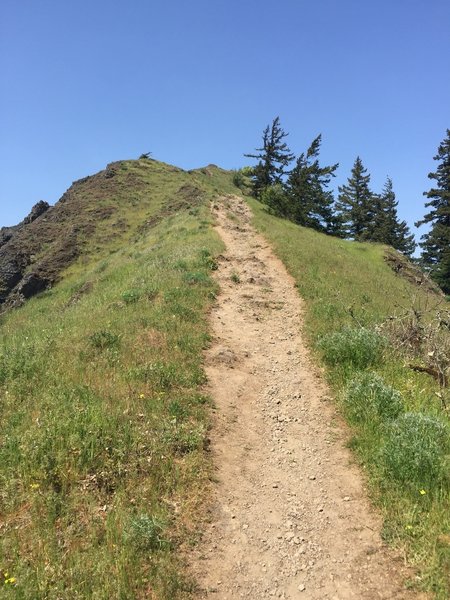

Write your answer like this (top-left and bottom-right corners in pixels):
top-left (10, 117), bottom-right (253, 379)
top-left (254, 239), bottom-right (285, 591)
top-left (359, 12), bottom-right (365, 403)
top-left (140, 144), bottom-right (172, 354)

top-left (416, 128), bottom-right (450, 294)
top-left (0, 160), bottom-right (228, 599)
top-left (244, 117), bottom-right (416, 258)
top-left (249, 197), bottom-right (450, 598)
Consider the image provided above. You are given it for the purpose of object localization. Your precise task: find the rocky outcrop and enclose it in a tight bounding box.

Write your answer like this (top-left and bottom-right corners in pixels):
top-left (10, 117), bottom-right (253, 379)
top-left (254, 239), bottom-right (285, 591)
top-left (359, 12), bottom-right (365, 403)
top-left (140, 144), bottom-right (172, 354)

top-left (23, 200), bottom-right (50, 225)
top-left (0, 163), bottom-right (124, 309)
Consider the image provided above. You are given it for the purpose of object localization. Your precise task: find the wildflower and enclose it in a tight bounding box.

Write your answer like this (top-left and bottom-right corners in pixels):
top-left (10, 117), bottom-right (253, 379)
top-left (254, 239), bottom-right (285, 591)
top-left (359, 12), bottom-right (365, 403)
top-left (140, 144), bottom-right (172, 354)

top-left (419, 489), bottom-right (427, 495)
top-left (405, 525), bottom-right (413, 530)
top-left (30, 483), bottom-right (40, 490)
top-left (5, 577), bottom-right (16, 584)
top-left (139, 393), bottom-right (145, 399)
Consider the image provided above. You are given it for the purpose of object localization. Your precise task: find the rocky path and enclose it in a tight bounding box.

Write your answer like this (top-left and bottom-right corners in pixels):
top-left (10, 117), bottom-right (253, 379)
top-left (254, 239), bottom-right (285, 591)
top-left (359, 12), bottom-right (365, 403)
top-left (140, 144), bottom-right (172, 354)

top-left (191, 195), bottom-right (423, 599)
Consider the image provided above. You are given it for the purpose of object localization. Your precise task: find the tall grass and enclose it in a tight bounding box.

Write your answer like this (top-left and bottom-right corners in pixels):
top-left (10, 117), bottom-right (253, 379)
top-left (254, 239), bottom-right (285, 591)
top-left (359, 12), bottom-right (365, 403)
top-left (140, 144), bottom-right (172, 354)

top-left (249, 197), bottom-right (450, 598)
top-left (0, 179), bottom-right (224, 598)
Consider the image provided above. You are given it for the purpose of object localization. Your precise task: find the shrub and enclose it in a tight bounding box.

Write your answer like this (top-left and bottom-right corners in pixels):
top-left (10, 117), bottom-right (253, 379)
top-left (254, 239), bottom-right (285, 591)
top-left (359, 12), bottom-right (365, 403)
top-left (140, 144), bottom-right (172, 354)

top-left (121, 288), bottom-right (141, 304)
top-left (232, 167), bottom-right (253, 189)
top-left (198, 247), bottom-right (218, 271)
top-left (163, 422), bottom-right (204, 455)
top-left (126, 514), bottom-right (167, 551)
top-left (232, 170), bottom-right (246, 189)
top-left (318, 327), bottom-right (385, 369)
top-left (381, 412), bottom-right (449, 488)
top-left (344, 372), bottom-right (403, 424)
top-left (240, 166), bottom-right (254, 177)
top-left (88, 330), bottom-right (120, 350)
top-left (260, 184), bottom-right (290, 218)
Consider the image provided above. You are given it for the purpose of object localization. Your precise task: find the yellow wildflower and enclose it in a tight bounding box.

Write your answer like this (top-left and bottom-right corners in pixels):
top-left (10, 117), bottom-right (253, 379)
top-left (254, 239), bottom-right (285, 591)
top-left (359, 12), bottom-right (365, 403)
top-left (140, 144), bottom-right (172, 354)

top-left (30, 483), bottom-right (40, 490)
top-left (139, 393), bottom-right (145, 399)
top-left (419, 489), bottom-right (427, 495)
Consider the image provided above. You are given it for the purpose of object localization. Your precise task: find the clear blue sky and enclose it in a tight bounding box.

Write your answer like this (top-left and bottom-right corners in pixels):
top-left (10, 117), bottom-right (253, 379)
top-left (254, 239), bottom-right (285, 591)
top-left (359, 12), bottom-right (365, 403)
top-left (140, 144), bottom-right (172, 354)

top-left (1, 0), bottom-right (449, 244)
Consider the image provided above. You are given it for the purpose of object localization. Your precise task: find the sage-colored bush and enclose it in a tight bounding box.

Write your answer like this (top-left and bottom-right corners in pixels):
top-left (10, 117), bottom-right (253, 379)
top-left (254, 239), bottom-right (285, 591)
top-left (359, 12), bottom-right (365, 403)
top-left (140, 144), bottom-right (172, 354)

top-left (381, 412), bottom-right (449, 488)
top-left (318, 327), bottom-right (385, 369)
top-left (344, 372), bottom-right (403, 424)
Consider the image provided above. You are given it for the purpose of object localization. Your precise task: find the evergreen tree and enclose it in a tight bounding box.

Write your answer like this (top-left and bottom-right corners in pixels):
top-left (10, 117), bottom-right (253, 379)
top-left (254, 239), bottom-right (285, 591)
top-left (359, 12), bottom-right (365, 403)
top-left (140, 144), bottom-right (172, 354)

top-left (371, 177), bottom-right (416, 255)
top-left (286, 135), bottom-right (339, 233)
top-left (335, 157), bottom-right (375, 240)
top-left (245, 117), bottom-right (294, 197)
top-left (416, 129), bottom-right (450, 294)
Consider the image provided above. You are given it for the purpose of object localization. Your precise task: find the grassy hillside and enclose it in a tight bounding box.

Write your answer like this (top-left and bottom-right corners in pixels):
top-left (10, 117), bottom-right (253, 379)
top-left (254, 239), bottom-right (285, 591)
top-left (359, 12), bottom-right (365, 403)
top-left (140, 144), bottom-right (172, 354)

top-left (249, 197), bottom-right (450, 598)
top-left (0, 159), bottom-right (233, 599)
top-left (1, 158), bottom-right (448, 598)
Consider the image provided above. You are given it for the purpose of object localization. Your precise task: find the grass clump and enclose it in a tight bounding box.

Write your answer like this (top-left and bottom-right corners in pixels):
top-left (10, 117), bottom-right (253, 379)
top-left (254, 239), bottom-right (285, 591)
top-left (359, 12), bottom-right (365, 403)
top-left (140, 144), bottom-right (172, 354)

top-left (126, 514), bottom-right (168, 551)
top-left (381, 412), bottom-right (449, 489)
top-left (344, 372), bottom-right (403, 424)
top-left (318, 326), bottom-right (385, 369)
top-left (89, 330), bottom-right (121, 349)
top-left (121, 288), bottom-right (142, 304)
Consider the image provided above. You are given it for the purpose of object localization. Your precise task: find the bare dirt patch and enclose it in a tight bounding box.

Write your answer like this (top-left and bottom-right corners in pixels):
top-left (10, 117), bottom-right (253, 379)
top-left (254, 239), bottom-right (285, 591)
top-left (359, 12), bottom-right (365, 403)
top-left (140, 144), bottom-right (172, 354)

top-left (190, 195), bottom-right (426, 599)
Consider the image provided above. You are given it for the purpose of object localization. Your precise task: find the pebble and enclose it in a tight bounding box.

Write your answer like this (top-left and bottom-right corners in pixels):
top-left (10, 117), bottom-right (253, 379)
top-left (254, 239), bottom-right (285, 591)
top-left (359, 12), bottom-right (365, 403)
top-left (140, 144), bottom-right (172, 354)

top-left (298, 583), bottom-right (306, 592)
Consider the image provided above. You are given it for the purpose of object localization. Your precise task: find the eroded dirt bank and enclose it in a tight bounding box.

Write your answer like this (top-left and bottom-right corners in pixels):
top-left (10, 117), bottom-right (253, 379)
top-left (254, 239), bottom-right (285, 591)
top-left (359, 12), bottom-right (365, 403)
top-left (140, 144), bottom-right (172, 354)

top-left (191, 195), bottom-right (424, 599)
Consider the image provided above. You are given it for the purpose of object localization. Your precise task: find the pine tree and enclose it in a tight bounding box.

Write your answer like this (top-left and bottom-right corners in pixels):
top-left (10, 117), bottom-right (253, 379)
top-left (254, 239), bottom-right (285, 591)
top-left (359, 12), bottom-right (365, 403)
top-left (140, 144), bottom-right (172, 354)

top-left (245, 117), bottom-right (294, 197)
top-left (286, 135), bottom-right (339, 233)
top-left (416, 129), bottom-right (450, 294)
top-left (371, 177), bottom-right (416, 255)
top-left (335, 157), bottom-right (375, 240)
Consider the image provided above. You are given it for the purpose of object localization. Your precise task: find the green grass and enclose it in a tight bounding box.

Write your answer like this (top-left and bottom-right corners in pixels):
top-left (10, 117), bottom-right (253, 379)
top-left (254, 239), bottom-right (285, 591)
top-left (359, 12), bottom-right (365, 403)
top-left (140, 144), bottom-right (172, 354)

top-left (248, 197), bottom-right (450, 598)
top-left (0, 162), bottom-right (228, 599)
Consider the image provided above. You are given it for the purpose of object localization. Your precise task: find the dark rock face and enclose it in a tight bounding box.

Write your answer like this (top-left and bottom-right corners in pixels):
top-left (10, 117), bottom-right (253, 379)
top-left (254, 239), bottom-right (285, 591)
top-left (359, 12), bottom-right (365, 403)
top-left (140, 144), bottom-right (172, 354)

top-left (0, 201), bottom-right (53, 306)
top-left (0, 162), bottom-right (124, 310)
top-left (0, 229), bottom-right (14, 249)
top-left (23, 201), bottom-right (50, 225)
top-left (17, 273), bottom-right (50, 299)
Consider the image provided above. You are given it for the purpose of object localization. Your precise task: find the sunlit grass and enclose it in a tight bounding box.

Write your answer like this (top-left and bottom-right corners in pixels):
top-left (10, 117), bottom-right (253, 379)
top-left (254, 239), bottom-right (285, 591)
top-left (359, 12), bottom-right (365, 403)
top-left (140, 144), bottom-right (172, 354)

top-left (0, 164), bottom-right (226, 598)
top-left (249, 197), bottom-right (450, 598)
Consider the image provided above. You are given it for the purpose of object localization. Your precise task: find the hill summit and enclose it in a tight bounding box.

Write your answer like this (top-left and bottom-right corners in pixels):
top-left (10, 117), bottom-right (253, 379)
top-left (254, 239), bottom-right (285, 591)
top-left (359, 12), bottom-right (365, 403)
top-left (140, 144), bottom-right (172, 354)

top-left (0, 158), bottom-right (234, 309)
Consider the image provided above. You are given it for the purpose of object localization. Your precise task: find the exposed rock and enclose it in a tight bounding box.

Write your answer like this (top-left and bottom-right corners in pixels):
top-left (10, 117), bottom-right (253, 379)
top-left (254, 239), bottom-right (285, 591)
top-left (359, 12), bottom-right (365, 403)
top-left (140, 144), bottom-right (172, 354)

top-left (0, 162), bottom-right (128, 309)
top-left (17, 272), bottom-right (50, 299)
top-left (23, 201), bottom-right (50, 225)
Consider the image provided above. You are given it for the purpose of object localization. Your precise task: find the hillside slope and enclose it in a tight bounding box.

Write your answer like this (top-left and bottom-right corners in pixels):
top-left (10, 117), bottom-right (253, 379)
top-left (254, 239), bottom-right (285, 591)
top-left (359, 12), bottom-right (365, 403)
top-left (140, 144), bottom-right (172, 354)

top-left (0, 161), bottom-right (448, 598)
top-left (0, 159), bottom-right (234, 309)
top-left (249, 197), bottom-right (449, 597)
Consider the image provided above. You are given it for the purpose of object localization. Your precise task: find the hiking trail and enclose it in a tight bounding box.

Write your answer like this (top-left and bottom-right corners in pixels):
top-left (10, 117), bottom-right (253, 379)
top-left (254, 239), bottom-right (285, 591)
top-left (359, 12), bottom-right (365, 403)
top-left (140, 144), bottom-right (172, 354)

top-left (191, 195), bottom-right (424, 599)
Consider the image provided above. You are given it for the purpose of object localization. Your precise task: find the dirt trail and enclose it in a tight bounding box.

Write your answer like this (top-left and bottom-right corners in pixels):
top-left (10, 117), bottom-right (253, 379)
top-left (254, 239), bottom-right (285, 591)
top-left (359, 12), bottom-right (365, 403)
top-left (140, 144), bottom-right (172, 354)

top-left (192, 196), bottom-right (423, 599)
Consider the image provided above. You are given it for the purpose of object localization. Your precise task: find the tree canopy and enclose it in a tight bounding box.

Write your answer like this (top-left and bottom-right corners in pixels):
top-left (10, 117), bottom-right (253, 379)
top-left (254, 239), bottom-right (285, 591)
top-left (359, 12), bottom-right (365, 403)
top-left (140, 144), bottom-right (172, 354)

top-left (416, 129), bottom-right (450, 293)
top-left (244, 117), bottom-right (294, 197)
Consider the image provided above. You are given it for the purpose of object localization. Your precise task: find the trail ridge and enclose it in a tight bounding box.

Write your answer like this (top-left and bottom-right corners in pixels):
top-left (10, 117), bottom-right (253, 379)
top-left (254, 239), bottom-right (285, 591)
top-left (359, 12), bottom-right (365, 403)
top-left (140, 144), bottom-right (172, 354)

top-left (192, 195), bottom-right (423, 599)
